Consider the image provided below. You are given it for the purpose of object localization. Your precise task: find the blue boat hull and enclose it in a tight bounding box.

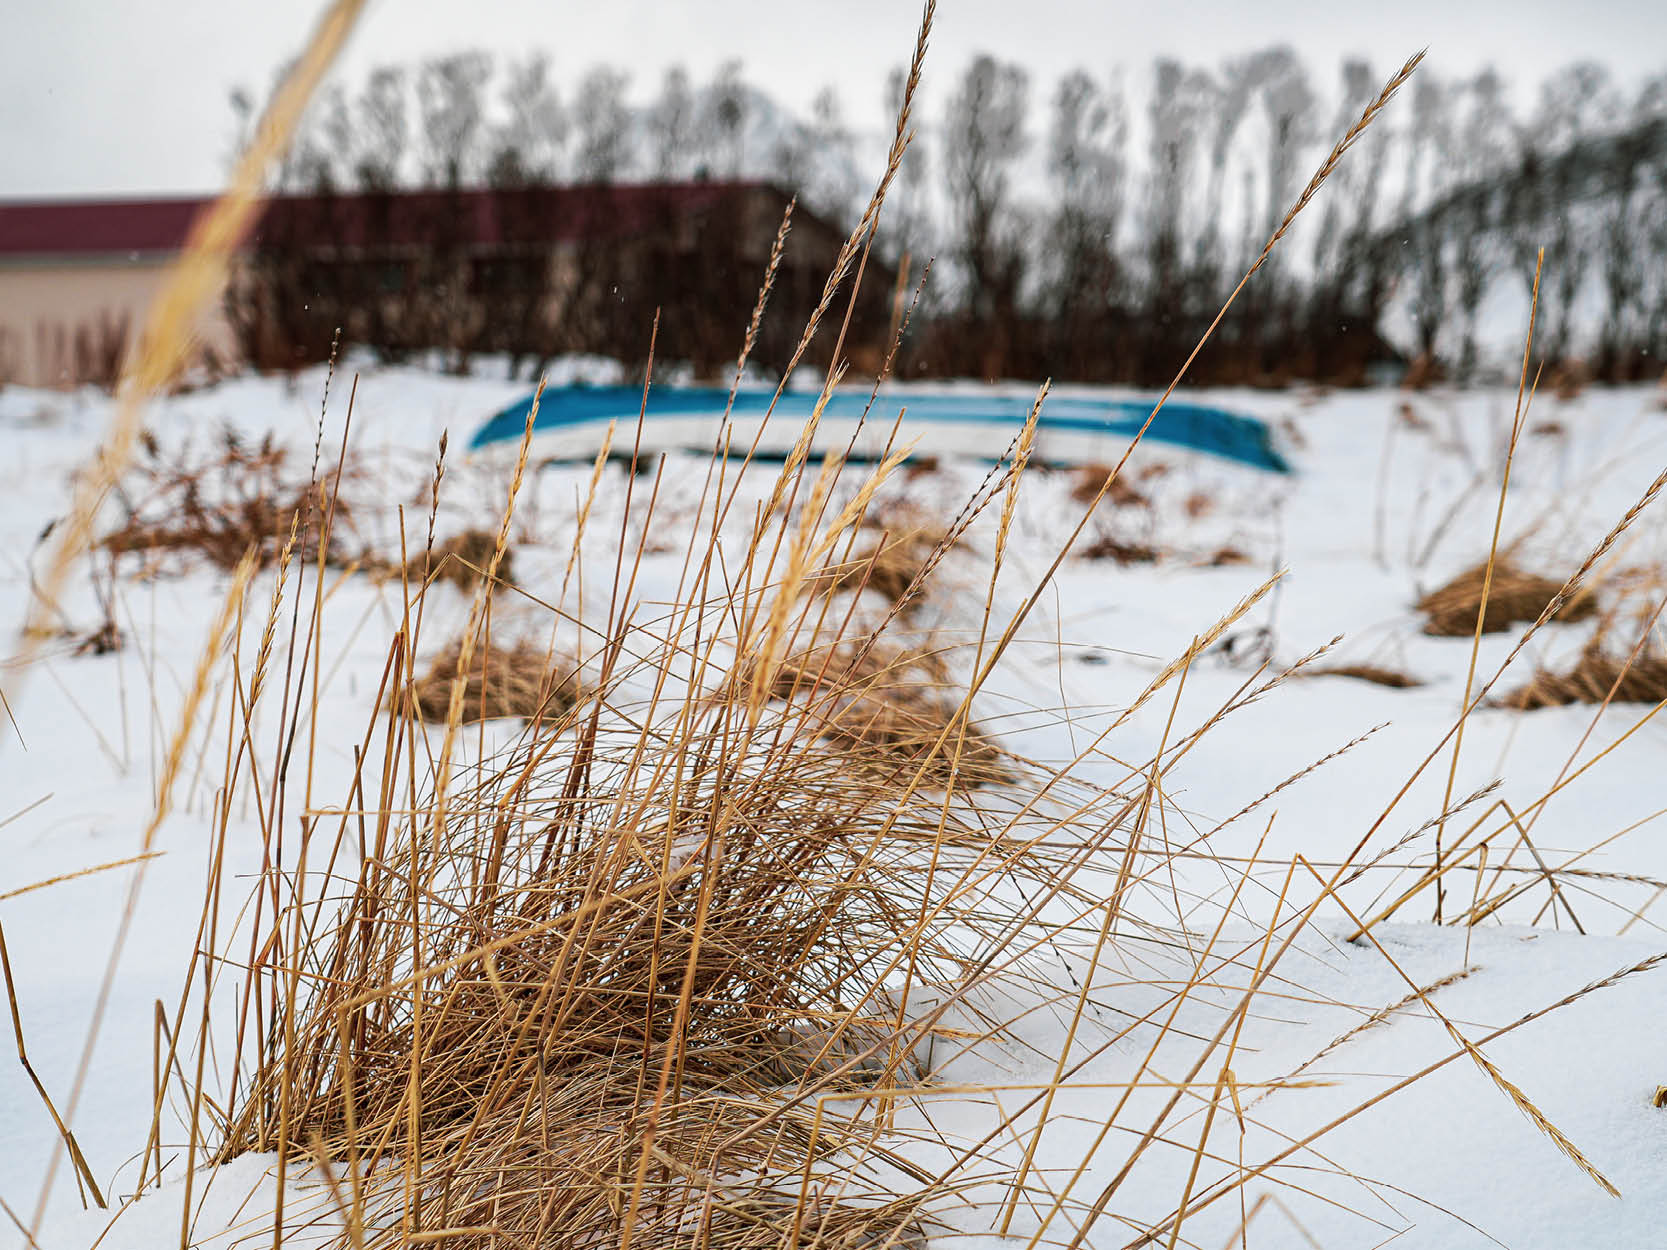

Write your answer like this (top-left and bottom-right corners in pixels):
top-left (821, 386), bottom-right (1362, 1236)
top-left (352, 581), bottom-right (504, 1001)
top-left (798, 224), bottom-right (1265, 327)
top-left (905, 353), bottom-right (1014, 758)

top-left (468, 387), bottom-right (1290, 474)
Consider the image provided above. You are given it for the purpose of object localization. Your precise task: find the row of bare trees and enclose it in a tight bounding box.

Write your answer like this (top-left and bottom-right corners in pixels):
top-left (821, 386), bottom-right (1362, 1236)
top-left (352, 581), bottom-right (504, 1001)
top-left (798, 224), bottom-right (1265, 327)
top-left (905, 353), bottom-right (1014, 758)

top-left (231, 50), bottom-right (1667, 385)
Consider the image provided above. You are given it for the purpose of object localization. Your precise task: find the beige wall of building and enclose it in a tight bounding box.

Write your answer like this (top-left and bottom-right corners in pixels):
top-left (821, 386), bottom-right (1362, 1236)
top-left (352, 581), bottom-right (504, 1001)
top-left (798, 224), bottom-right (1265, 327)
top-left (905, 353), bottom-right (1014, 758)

top-left (0, 255), bottom-right (236, 389)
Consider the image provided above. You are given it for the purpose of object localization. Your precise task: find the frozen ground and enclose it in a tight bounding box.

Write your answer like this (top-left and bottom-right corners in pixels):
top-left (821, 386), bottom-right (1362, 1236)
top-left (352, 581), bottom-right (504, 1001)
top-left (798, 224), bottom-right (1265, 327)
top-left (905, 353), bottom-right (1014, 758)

top-left (2, 366), bottom-right (1665, 1248)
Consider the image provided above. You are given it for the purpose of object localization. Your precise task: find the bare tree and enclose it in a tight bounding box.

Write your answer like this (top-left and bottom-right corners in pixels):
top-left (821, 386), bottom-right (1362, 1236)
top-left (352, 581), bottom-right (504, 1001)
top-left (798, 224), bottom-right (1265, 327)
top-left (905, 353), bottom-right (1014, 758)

top-left (704, 61), bottom-right (749, 177)
top-left (1594, 77), bottom-right (1661, 376)
top-left (353, 67), bottom-right (409, 191)
top-left (573, 65), bottom-right (632, 183)
top-left (1044, 69), bottom-right (1127, 372)
top-left (1536, 61), bottom-right (1612, 362)
top-left (1404, 72), bottom-right (1454, 363)
top-left (1307, 58), bottom-right (1382, 381)
top-left (1449, 68), bottom-right (1511, 378)
top-left (878, 65), bottom-right (933, 263)
top-left (647, 66), bottom-right (694, 179)
top-left (1142, 59), bottom-right (1209, 371)
top-left (1641, 75), bottom-right (1667, 363)
top-left (416, 51), bottom-right (492, 188)
top-left (806, 86), bottom-right (860, 225)
top-left (488, 54), bottom-right (565, 187)
top-left (1194, 58), bottom-right (1255, 303)
top-left (1254, 50), bottom-right (1317, 243)
top-left (943, 55), bottom-right (1029, 372)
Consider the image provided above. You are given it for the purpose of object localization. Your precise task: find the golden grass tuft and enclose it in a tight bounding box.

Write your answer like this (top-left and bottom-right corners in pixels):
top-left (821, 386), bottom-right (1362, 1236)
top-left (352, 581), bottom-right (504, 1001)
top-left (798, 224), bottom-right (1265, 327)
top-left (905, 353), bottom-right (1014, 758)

top-left (407, 636), bottom-right (583, 724)
top-left (1417, 559), bottom-right (1597, 637)
top-left (221, 677), bottom-right (1035, 1248)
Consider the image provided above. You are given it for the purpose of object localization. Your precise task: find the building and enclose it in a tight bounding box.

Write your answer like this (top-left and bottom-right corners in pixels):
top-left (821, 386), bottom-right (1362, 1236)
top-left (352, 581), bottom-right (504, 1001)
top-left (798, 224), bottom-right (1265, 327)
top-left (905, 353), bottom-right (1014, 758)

top-left (0, 181), bottom-right (880, 388)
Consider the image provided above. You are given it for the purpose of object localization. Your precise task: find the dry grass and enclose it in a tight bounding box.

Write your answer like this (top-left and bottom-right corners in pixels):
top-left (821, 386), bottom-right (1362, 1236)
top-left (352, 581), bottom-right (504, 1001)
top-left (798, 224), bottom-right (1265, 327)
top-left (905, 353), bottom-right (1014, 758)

top-left (749, 636), bottom-right (1012, 791)
top-left (101, 428), bottom-right (358, 572)
top-left (44, 37), bottom-right (1655, 1250)
top-left (808, 526), bottom-right (951, 607)
top-left (1080, 536), bottom-right (1159, 565)
top-left (1550, 357), bottom-right (1589, 402)
top-left (398, 529), bottom-right (513, 593)
top-left (406, 635), bottom-right (584, 724)
top-left (1069, 464), bottom-right (1148, 510)
top-left (215, 684), bottom-right (1028, 1245)
top-left (1499, 634), bottom-right (1667, 709)
top-left (1304, 663), bottom-right (1424, 688)
top-left (1417, 558), bottom-right (1597, 636)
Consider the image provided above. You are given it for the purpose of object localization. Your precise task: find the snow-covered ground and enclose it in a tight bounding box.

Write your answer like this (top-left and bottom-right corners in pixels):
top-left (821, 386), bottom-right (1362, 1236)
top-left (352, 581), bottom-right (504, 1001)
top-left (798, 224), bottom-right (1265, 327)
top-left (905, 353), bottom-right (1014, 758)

top-left (2, 366), bottom-right (1666, 1248)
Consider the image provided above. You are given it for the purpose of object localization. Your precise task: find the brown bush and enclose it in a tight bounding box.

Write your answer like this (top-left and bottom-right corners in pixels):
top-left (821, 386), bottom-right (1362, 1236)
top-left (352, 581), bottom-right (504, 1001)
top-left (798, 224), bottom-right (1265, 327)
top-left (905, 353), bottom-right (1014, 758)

top-left (1549, 357), bottom-right (1589, 402)
top-left (1401, 352), bottom-right (1444, 391)
top-left (1417, 560), bottom-right (1596, 637)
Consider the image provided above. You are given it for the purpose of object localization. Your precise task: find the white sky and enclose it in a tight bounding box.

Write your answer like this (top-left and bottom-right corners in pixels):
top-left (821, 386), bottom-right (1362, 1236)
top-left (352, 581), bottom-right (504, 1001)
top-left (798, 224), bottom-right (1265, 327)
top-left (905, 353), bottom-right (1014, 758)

top-left (3, 0), bottom-right (1664, 199)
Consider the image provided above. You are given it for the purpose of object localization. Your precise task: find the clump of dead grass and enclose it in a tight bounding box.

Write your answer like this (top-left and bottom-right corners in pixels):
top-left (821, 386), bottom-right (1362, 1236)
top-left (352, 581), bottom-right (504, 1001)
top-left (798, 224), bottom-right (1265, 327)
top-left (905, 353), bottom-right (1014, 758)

top-left (407, 635), bottom-right (584, 724)
top-left (1304, 663), bottom-right (1424, 688)
top-left (101, 426), bottom-right (359, 572)
top-left (397, 528), bottom-right (513, 593)
top-left (1417, 559), bottom-right (1596, 636)
top-left (755, 636), bottom-right (1013, 790)
top-left (1499, 633), bottom-right (1667, 709)
top-left (1069, 464), bottom-right (1148, 510)
top-left (1081, 536), bottom-right (1159, 565)
top-left (809, 525), bottom-right (951, 606)
top-left (1549, 357), bottom-right (1589, 402)
top-left (221, 673), bottom-right (1036, 1248)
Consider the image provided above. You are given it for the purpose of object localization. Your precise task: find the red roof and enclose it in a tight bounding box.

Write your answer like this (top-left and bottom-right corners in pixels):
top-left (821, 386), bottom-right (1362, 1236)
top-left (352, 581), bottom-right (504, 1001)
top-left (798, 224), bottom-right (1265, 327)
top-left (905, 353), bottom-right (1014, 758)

top-left (0, 181), bottom-right (773, 260)
top-left (0, 196), bottom-right (212, 258)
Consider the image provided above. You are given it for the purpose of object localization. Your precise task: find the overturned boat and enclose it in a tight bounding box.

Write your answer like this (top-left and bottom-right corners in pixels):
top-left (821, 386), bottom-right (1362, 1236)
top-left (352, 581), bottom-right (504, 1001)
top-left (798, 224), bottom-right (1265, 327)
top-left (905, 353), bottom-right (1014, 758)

top-left (469, 385), bottom-right (1290, 474)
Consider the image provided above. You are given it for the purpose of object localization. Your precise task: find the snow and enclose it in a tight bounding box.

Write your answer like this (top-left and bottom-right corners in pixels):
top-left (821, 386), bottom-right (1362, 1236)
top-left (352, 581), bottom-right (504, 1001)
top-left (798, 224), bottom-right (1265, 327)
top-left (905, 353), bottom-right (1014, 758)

top-left (3, 365), bottom-right (1666, 1248)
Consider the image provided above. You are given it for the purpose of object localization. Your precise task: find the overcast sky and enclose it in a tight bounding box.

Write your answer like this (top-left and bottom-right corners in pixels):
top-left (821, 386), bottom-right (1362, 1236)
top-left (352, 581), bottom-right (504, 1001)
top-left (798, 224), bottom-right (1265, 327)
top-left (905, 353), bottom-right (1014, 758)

top-left (3, 0), bottom-right (1664, 199)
